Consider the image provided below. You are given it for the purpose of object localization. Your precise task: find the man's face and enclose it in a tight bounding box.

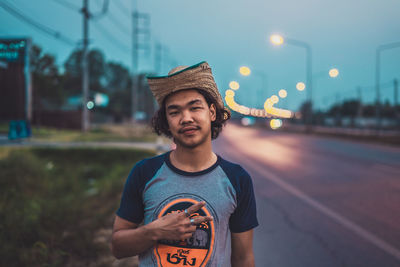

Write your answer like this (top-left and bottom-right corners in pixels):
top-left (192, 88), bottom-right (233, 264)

top-left (165, 89), bottom-right (216, 149)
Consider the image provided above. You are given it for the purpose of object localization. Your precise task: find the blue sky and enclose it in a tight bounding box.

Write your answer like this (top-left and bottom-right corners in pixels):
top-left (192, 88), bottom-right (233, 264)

top-left (1, 0), bottom-right (399, 111)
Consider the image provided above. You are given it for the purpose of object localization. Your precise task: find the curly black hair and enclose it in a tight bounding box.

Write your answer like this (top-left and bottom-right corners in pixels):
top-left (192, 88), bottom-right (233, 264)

top-left (151, 89), bottom-right (231, 139)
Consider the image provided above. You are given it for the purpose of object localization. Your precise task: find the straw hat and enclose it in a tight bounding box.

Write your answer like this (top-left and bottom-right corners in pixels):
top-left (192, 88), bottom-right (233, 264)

top-left (147, 61), bottom-right (224, 109)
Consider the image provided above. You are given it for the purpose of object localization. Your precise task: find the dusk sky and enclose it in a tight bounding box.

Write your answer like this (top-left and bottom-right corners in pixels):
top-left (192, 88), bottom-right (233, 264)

top-left (1, 0), bottom-right (399, 111)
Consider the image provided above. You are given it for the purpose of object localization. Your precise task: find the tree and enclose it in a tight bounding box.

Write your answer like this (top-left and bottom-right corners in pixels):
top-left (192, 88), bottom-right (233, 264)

top-left (299, 101), bottom-right (312, 124)
top-left (341, 99), bottom-right (359, 117)
top-left (104, 62), bottom-right (130, 92)
top-left (63, 48), bottom-right (106, 95)
top-left (30, 44), bottom-right (64, 110)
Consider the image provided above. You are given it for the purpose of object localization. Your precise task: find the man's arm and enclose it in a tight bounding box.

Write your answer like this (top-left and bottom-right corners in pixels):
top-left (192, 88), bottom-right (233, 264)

top-left (111, 201), bottom-right (212, 259)
top-left (231, 229), bottom-right (255, 267)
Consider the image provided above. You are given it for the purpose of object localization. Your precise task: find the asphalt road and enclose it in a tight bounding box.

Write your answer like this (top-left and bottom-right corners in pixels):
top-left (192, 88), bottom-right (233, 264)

top-left (213, 123), bottom-right (400, 267)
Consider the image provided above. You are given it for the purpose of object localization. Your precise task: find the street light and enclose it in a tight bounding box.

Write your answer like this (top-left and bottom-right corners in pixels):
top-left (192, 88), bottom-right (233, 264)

top-left (278, 89), bottom-right (287, 98)
top-left (270, 34), bottom-right (284, 45)
top-left (270, 33), bottom-right (313, 126)
top-left (375, 41), bottom-right (400, 130)
top-left (296, 82), bottom-right (306, 91)
top-left (229, 81), bottom-right (240, 90)
top-left (239, 66), bottom-right (251, 76)
top-left (329, 68), bottom-right (339, 78)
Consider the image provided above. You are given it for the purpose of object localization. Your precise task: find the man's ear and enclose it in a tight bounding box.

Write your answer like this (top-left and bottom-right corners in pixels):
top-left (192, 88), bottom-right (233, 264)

top-left (209, 103), bottom-right (216, 122)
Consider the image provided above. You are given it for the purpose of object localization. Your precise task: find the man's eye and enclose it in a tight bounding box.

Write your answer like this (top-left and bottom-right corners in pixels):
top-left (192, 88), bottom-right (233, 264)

top-left (191, 107), bottom-right (202, 110)
top-left (169, 111), bottom-right (178, 116)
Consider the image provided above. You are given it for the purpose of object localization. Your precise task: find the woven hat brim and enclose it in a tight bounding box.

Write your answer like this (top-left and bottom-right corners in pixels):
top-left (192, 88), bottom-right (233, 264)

top-left (147, 62), bottom-right (224, 109)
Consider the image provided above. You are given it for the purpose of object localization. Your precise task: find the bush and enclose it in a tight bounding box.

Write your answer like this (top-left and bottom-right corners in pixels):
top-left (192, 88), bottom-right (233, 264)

top-left (0, 148), bottom-right (154, 266)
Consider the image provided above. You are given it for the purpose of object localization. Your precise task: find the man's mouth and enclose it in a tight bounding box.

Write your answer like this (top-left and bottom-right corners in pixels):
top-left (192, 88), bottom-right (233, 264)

top-left (179, 126), bottom-right (200, 134)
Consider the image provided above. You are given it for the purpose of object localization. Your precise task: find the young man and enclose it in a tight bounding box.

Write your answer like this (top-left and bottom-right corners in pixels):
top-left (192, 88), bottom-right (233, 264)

top-left (112, 61), bottom-right (258, 267)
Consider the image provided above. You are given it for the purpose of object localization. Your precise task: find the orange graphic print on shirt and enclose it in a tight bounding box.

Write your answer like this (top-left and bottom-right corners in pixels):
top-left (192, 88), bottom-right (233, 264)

top-left (153, 197), bottom-right (215, 267)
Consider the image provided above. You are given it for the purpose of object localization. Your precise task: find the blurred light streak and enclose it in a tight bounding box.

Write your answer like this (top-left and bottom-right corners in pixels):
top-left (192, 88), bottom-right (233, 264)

top-left (224, 89), bottom-right (293, 119)
top-left (264, 98), bottom-right (293, 118)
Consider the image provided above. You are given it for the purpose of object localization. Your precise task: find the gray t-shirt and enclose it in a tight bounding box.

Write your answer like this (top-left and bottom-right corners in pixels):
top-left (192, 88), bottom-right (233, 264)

top-left (117, 151), bottom-right (258, 267)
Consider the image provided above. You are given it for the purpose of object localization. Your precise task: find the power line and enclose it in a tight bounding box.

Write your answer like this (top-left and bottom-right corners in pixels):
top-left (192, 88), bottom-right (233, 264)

top-left (113, 0), bottom-right (131, 19)
top-left (0, 1), bottom-right (76, 46)
top-left (92, 20), bottom-right (130, 53)
top-left (52, 0), bottom-right (81, 12)
top-left (106, 11), bottom-right (131, 35)
top-left (93, 0), bottom-right (130, 35)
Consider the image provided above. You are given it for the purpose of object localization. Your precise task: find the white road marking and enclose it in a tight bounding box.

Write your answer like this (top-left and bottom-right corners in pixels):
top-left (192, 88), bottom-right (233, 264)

top-left (242, 156), bottom-right (400, 262)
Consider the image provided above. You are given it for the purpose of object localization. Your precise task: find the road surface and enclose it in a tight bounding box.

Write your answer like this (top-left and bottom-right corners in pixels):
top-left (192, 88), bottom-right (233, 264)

top-left (213, 123), bottom-right (400, 267)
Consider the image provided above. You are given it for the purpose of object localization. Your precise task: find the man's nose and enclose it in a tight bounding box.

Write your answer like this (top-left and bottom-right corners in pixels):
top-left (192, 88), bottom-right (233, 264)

top-left (181, 110), bottom-right (194, 124)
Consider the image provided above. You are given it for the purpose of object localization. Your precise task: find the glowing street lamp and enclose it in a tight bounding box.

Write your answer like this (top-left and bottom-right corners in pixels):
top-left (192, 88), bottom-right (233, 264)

top-left (329, 68), bottom-right (339, 78)
top-left (270, 34), bottom-right (284, 45)
top-left (270, 95), bottom-right (279, 104)
top-left (270, 33), bottom-right (313, 127)
top-left (229, 81), bottom-right (240, 90)
top-left (278, 89), bottom-right (287, 98)
top-left (375, 41), bottom-right (400, 129)
top-left (239, 66), bottom-right (251, 76)
top-left (270, 119), bottom-right (282, 129)
top-left (296, 82), bottom-right (306, 91)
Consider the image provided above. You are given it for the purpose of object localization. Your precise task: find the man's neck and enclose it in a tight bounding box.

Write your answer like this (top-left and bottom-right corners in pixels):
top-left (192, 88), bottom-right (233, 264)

top-left (170, 143), bottom-right (217, 173)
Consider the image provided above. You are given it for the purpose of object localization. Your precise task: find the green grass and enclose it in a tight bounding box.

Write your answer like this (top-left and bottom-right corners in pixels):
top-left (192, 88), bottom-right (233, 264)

top-left (30, 124), bottom-right (159, 143)
top-left (0, 147), bottom-right (155, 266)
top-left (0, 122), bottom-right (160, 142)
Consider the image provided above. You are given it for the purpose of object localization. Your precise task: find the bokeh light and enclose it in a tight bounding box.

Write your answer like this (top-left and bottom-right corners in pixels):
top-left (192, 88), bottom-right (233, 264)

top-left (329, 68), bottom-right (339, 78)
top-left (225, 89), bottom-right (235, 97)
top-left (239, 66), bottom-right (251, 76)
top-left (278, 89), bottom-right (287, 98)
top-left (296, 82), bottom-right (306, 91)
top-left (86, 101), bottom-right (94, 110)
top-left (270, 34), bottom-right (284, 45)
top-left (229, 81), bottom-right (240, 90)
top-left (271, 95), bottom-right (279, 104)
top-left (270, 119), bottom-right (283, 129)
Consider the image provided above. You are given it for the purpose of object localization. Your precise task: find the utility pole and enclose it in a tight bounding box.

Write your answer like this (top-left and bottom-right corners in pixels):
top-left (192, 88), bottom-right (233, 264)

top-left (131, 0), bottom-right (138, 122)
top-left (80, 0), bottom-right (108, 132)
top-left (394, 79), bottom-right (399, 129)
top-left (131, 1), bottom-right (150, 121)
top-left (335, 93), bottom-right (341, 126)
top-left (154, 42), bottom-right (162, 74)
top-left (394, 79), bottom-right (398, 106)
top-left (375, 41), bottom-right (400, 131)
top-left (356, 86), bottom-right (362, 127)
top-left (81, 0), bottom-right (90, 132)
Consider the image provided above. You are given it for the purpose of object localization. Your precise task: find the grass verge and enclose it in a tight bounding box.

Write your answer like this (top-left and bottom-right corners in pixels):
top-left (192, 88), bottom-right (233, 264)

top-left (0, 147), bottom-right (155, 266)
top-left (0, 123), bottom-right (160, 143)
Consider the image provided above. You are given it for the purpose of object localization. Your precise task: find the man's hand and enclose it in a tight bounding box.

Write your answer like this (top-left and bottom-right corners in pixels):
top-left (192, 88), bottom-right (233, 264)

top-left (148, 201), bottom-right (213, 241)
top-left (111, 201), bottom-right (213, 259)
